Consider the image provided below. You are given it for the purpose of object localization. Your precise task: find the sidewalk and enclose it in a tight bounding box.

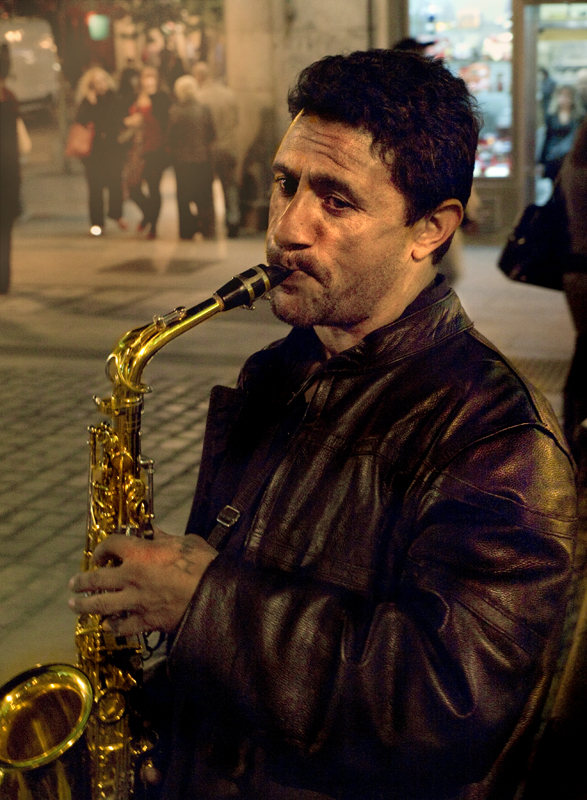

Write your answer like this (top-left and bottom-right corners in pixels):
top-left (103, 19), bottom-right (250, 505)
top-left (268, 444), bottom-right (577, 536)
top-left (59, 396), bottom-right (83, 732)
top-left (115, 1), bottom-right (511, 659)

top-left (0, 157), bottom-right (577, 686)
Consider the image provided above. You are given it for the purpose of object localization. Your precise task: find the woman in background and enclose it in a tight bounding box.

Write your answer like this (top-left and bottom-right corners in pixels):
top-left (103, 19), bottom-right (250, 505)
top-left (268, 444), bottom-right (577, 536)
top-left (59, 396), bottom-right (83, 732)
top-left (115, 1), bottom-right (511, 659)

top-left (74, 66), bottom-right (127, 236)
top-left (539, 85), bottom-right (582, 182)
top-left (122, 66), bottom-right (170, 239)
top-left (0, 43), bottom-right (25, 293)
top-left (167, 74), bottom-right (215, 240)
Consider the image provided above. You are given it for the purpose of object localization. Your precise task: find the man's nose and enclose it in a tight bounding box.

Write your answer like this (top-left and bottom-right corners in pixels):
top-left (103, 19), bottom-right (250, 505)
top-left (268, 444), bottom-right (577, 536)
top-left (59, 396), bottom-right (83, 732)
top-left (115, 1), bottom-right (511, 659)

top-left (271, 190), bottom-right (315, 250)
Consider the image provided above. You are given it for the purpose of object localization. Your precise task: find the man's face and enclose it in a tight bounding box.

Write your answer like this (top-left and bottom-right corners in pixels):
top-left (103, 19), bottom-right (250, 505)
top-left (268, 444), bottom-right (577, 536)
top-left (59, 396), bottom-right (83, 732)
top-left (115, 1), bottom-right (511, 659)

top-left (266, 114), bottom-right (425, 333)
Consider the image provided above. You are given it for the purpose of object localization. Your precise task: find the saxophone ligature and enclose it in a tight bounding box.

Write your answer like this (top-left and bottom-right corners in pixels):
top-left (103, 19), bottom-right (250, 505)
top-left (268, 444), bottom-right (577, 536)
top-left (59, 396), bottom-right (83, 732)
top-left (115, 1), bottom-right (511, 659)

top-left (0, 264), bottom-right (289, 800)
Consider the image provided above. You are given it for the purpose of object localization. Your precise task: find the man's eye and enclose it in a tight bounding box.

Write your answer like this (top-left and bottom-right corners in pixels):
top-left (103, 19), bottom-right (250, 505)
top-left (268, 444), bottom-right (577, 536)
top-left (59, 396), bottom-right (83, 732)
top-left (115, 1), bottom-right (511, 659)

top-left (326, 196), bottom-right (351, 211)
top-left (275, 177), bottom-right (297, 195)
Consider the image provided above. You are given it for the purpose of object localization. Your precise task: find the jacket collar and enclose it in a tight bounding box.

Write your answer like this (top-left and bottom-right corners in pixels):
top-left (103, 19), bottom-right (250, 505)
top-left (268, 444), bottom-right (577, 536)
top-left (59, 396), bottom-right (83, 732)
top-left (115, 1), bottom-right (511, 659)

top-left (281, 278), bottom-right (474, 375)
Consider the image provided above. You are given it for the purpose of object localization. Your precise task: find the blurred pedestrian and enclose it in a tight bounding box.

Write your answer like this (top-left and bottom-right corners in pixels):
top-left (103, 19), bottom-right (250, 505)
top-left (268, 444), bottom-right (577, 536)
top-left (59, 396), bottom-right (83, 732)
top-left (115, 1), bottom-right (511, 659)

top-left (538, 85), bottom-right (582, 182)
top-left (392, 36), bottom-right (436, 55)
top-left (0, 44), bottom-right (22, 293)
top-left (576, 68), bottom-right (587, 118)
top-left (560, 115), bottom-right (587, 464)
top-left (168, 74), bottom-right (216, 240)
top-left (537, 67), bottom-right (556, 122)
top-left (160, 33), bottom-right (185, 90)
top-left (117, 65), bottom-right (139, 112)
top-left (74, 66), bottom-right (127, 237)
top-left (240, 107), bottom-right (278, 233)
top-left (122, 66), bottom-right (170, 239)
top-left (193, 62), bottom-right (240, 237)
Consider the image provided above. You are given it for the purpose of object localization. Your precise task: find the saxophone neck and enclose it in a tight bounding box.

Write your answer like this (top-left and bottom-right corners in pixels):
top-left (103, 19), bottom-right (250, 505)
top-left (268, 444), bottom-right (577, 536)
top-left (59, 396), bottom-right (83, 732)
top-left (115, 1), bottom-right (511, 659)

top-left (103, 264), bottom-right (289, 398)
top-left (107, 299), bottom-right (221, 398)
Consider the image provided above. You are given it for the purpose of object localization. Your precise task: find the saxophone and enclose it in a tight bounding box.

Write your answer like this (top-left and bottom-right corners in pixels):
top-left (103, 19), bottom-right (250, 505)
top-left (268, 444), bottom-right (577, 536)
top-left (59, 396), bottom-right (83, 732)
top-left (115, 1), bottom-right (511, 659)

top-left (0, 265), bottom-right (288, 800)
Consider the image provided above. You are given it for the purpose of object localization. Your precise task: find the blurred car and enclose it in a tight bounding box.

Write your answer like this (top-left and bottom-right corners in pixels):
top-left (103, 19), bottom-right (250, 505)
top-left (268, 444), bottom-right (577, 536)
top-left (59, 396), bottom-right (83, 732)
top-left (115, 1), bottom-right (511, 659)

top-left (0, 17), bottom-right (60, 112)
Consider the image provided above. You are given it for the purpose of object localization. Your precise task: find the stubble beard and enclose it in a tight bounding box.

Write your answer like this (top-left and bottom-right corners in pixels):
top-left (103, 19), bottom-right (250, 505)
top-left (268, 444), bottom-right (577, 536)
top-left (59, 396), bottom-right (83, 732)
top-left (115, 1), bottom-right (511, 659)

top-left (264, 252), bottom-right (339, 328)
top-left (268, 286), bottom-right (336, 329)
top-left (268, 278), bottom-right (374, 330)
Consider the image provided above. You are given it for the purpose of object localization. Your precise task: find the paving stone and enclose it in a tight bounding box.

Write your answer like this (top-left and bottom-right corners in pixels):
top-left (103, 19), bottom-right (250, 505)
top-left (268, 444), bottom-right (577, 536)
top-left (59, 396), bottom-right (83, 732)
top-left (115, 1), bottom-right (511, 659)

top-left (0, 509), bottom-right (44, 529)
top-left (0, 564), bottom-right (37, 599)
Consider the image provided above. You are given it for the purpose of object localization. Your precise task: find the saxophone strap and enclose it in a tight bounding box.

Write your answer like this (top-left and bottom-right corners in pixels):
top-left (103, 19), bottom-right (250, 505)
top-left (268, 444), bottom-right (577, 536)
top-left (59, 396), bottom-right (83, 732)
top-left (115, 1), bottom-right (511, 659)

top-left (206, 368), bottom-right (311, 552)
top-left (207, 426), bottom-right (285, 551)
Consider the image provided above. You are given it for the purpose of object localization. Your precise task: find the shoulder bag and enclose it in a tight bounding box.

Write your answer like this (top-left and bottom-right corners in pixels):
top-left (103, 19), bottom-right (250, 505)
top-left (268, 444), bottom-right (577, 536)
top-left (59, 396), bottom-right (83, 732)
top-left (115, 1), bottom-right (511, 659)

top-left (497, 181), bottom-right (569, 291)
top-left (65, 121), bottom-right (95, 159)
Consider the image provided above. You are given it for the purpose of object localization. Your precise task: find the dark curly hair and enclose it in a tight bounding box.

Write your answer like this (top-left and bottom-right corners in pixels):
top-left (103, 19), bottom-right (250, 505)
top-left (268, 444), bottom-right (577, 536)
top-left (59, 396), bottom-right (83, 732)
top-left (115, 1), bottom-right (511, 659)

top-left (288, 49), bottom-right (481, 237)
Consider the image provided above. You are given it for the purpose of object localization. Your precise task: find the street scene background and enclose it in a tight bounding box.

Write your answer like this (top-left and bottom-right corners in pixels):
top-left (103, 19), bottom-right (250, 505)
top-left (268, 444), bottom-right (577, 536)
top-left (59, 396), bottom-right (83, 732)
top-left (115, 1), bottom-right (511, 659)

top-left (0, 111), bottom-right (575, 686)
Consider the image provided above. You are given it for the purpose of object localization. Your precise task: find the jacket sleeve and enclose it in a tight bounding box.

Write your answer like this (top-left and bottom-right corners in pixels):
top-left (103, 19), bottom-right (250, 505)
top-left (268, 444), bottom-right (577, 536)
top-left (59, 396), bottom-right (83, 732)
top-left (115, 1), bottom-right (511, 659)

top-left (167, 425), bottom-right (575, 797)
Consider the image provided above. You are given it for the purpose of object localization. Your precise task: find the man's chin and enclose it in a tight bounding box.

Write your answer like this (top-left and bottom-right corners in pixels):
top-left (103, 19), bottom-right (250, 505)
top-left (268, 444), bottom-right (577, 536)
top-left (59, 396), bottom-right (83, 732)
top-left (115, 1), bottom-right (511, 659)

top-left (269, 294), bottom-right (316, 329)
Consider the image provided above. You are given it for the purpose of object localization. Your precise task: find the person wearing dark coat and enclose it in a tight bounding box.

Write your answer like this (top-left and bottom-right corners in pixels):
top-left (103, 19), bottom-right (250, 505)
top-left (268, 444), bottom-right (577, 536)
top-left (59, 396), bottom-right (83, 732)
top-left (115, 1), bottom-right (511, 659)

top-left (193, 62), bottom-right (241, 237)
top-left (0, 46), bottom-right (21, 293)
top-left (74, 67), bottom-right (127, 236)
top-left (559, 115), bottom-right (587, 464)
top-left (122, 66), bottom-right (170, 239)
top-left (168, 74), bottom-right (216, 239)
top-left (538, 85), bottom-right (582, 182)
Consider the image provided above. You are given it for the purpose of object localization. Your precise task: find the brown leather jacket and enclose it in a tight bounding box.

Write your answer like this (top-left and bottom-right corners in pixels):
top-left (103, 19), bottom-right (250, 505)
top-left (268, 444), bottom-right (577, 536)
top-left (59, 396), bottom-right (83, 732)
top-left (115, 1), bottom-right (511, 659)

top-left (162, 284), bottom-right (576, 800)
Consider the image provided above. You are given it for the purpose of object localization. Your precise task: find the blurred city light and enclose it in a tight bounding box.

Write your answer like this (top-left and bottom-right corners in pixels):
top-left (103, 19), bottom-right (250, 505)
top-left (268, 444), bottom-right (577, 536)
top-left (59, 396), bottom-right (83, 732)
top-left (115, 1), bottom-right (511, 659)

top-left (86, 13), bottom-right (110, 42)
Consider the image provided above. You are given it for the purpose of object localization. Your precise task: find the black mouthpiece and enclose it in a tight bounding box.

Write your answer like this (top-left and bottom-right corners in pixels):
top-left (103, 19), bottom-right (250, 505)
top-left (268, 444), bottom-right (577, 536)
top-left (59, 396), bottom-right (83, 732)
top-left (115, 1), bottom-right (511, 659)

top-left (217, 264), bottom-right (290, 311)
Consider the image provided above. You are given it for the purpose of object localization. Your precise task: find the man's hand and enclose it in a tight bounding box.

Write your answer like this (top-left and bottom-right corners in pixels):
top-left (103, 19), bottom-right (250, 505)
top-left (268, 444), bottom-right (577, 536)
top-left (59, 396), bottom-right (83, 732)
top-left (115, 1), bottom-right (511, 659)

top-left (68, 528), bottom-right (217, 636)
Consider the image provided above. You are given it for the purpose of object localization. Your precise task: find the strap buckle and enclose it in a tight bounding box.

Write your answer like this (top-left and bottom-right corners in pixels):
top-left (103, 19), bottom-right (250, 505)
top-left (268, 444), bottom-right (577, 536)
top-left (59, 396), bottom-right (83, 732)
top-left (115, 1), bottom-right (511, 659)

top-left (216, 505), bottom-right (241, 529)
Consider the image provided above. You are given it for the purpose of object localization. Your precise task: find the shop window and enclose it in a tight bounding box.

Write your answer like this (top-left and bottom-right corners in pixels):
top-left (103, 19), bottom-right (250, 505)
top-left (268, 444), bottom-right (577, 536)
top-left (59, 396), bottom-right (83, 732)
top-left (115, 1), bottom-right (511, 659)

top-left (409, 0), bottom-right (513, 177)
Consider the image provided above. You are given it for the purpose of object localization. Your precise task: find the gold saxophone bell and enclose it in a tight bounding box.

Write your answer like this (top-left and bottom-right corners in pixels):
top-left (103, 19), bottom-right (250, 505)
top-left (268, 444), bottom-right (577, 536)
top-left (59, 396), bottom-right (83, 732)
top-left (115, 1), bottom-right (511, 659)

top-left (0, 664), bottom-right (93, 799)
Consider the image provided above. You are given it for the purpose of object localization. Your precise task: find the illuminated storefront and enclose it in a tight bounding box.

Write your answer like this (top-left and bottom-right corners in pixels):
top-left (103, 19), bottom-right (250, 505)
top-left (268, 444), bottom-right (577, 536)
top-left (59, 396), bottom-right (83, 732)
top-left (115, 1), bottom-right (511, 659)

top-left (410, 0), bottom-right (513, 179)
top-left (408, 0), bottom-right (587, 228)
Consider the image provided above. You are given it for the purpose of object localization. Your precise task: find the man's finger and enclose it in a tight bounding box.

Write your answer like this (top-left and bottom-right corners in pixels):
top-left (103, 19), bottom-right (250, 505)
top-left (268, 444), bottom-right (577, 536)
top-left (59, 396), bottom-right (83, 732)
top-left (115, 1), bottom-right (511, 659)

top-left (69, 564), bottom-right (126, 594)
top-left (68, 584), bottom-right (138, 617)
top-left (102, 612), bottom-right (148, 637)
top-left (93, 534), bottom-right (138, 567)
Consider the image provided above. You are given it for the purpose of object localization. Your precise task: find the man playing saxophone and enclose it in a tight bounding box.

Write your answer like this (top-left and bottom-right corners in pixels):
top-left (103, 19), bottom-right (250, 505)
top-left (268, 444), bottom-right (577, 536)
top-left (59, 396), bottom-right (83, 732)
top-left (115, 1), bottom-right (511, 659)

top-left (70, 49), bottom-right (576, 800)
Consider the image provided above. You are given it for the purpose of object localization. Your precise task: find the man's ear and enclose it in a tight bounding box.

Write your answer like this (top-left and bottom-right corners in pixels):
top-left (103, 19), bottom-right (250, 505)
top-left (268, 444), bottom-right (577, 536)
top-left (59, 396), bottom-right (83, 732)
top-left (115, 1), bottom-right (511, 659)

top-left (410, 200), bottom-right (464, 262)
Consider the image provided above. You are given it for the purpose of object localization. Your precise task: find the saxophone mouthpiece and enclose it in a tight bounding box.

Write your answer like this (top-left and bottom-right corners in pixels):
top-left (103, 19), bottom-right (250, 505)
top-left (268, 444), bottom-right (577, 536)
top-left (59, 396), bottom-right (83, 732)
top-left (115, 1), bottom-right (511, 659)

top-left (213, 264), bottom-right (290, 312)
top-left (263, 264), bottom-right (291, 288)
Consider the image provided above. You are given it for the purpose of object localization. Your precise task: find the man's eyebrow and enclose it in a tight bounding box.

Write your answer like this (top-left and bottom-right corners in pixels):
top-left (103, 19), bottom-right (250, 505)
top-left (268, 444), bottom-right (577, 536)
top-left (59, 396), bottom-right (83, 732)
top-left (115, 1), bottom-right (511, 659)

top-left (272, 161), bottom-right (362, 206)
top-left (311, 175), bottom-right (361, 206)
top-left (272, 160), bottom-right (295, 177)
